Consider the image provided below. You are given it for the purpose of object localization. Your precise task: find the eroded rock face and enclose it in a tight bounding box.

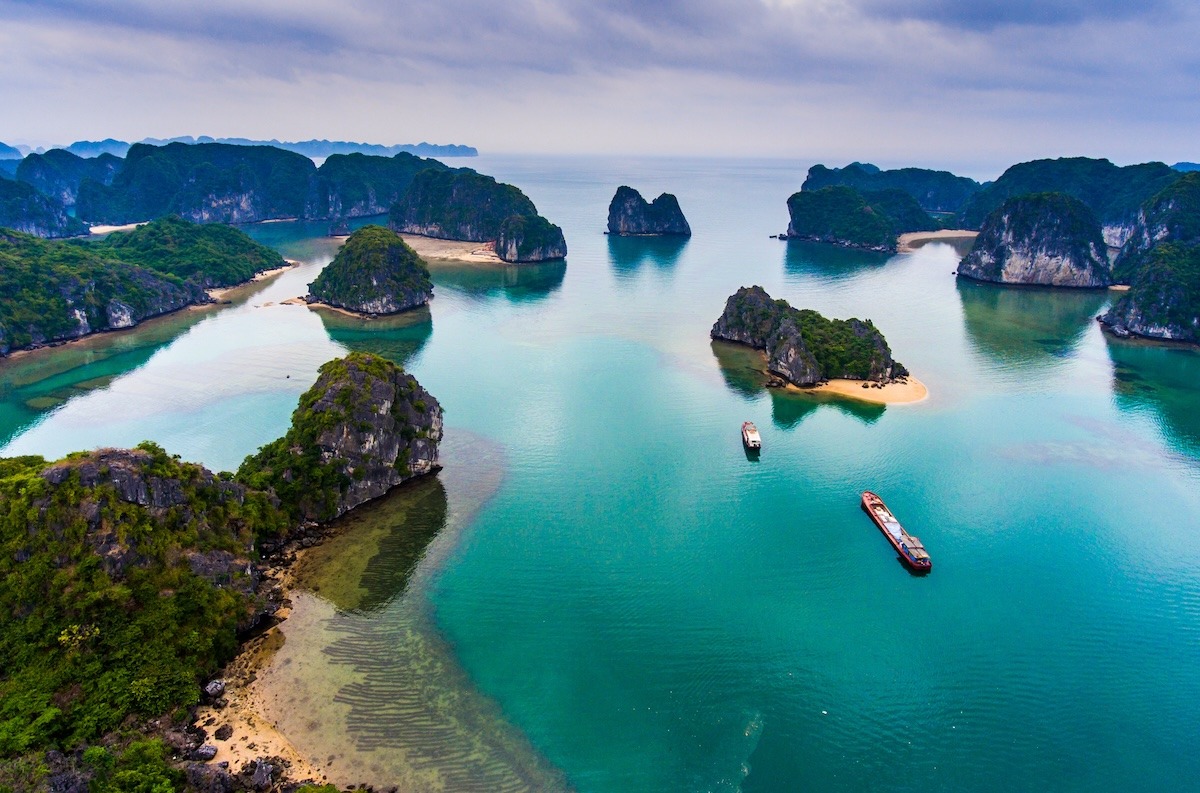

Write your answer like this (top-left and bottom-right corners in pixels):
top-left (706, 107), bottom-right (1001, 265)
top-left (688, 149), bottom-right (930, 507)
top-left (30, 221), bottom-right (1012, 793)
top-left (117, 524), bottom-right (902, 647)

top-left (238, 352), bottom-right (443, 522)
top-left (38, 448), bottom-right (259, 594)
top-left (606, 186), bottom-right (692, 236)
top-left (495, 214), bottom-right (568, 262)
top-left (710, 285), bottom-right (904, 385)
top-left (958, 193), bottom-right (1111, 287)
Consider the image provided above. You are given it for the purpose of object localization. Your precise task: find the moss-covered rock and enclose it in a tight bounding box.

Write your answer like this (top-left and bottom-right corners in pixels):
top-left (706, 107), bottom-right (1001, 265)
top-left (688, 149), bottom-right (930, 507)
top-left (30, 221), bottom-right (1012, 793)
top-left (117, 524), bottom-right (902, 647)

top-left (0, 228), bottom-right (209, 355)
top-left (389, 169), bottom-right (537, 242)
top-left (958, 157), bottom-right (1181, 246)
top-left (0, 442), bottom-right (287, 754)
top-left (606, 186), bottom-right (691, 236)
top-left (711, 285), bottom-right (906, 385)
top-left (802, 163), bottom-right (982, 213)
top-left (0, 178), bottom-right (87, 239)
top-left (957, 193), bottom-right (1111, 287)
top-left (495, 214), bottom-right (567, 262)
top-left (307, 225), bottom-right (433, 314)
top-left (1101, 242), bottom-right (1200, 343)
top-left (237, 352), bottom-right (443, 522)
top-left (1112, 172), bottom-right (1200, 284)
top-left (785, 186), bottom-right (937, 252)
top-left (94, 214), bottom-right (285, 288)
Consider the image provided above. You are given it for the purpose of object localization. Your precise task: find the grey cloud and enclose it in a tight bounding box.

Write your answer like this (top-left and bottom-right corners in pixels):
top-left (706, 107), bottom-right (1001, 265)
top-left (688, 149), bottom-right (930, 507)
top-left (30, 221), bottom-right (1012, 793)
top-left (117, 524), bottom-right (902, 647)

top-left (0, 0), bottom-right (1197, 165)
top-left (853, 0), bottom-right (1179, 30)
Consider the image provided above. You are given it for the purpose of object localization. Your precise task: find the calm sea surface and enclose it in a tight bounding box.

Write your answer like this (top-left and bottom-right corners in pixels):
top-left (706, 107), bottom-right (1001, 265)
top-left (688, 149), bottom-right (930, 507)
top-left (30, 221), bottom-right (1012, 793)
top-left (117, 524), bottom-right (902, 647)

top-left (2, 156), bottom-right (1199, 791)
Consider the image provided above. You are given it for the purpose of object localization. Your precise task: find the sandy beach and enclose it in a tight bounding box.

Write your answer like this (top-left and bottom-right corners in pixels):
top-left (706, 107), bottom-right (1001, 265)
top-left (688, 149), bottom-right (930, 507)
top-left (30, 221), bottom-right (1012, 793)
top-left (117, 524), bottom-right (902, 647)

top-left (897, 230), bottom-right (978, 253)
top-left (88, 222), bottom-right (148, 235)
top-left (398, 233), bottom-right (503, 264)
top-left (207, 260), bottom-right (301, 301)
top-left (788, 376), bottom-right (929, 405)
top-left (190, 563), bottom-right (331, 786)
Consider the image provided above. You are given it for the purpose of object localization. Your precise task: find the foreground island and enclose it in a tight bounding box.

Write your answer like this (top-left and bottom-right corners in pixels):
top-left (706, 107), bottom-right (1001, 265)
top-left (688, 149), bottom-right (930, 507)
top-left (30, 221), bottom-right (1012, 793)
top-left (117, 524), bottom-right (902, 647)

top-left (0, 352), bottom-right (441, 791)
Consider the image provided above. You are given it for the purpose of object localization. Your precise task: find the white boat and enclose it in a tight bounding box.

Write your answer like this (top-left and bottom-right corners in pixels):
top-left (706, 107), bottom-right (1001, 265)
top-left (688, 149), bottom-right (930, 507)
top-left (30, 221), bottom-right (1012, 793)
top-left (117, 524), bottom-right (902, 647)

top-left (741, 421), bottom-right (762, 450)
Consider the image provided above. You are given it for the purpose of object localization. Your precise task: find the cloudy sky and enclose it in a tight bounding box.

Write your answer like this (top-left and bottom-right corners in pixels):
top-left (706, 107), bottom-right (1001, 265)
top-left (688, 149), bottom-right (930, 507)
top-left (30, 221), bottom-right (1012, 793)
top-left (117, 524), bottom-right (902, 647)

top-left (1, 0), bottom-right (1197, 176)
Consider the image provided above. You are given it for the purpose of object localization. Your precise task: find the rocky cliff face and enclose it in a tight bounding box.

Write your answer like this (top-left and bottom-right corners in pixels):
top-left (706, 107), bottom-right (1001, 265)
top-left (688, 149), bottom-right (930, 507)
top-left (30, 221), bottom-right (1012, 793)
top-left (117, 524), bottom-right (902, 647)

top-left (238, 352), bottom-right (443, 522)
top-left (0, 178), bottom-right (87, 238)
top-left (315, 151), bottom-right (449, 219)
top-left (1100, 241), bottom-right (1200, 343)
top-left (495, 214), bottom-right (568, 262)
top-left (0, 229), bottom-right (209, 355)
top-left (711, 285), bottom-right (905, 385)
top-left (1112, 172), bottom-right (1200, 283)
top-left (957, 193), bottom-right (1111, 287)
top-left (1099, 174), bottom-right (1200, 342)
top-left (39, 447), bottom-right (262, 590)
top-left (306, 225), bottom-right (433, 314)
top-left (389, 168), bottom-right (538, 242)
top-left (606, 186), bottom-right (692, 235)
top-left (16, 149), bottom-right (121, 208)
top-left (784, 185), bottom-right (931, 252)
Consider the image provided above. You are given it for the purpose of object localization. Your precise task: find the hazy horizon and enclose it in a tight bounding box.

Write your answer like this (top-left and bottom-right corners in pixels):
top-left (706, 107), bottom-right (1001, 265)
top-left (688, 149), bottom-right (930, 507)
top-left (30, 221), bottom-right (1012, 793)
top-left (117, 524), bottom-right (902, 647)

top-left (2, 1), bottom-right (1197, 179)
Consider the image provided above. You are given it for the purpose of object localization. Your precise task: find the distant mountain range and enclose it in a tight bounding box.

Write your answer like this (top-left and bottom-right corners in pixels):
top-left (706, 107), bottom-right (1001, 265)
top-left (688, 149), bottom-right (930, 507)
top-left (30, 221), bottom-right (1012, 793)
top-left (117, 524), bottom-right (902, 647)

top-left (7, 137), bottom-right (475, 159)
top-left (1173, 162), bottom-right (1200, 172)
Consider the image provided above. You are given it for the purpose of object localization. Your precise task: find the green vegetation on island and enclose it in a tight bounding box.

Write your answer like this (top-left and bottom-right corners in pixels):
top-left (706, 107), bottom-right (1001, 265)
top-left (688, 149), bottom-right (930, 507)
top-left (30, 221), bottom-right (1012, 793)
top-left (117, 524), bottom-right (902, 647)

top-left (307, 225), bottom-right (433, 314)
top-left (0, 442), bottom-right (287, 755)
top-left (786, 185), bottom-right (938, 251)
top-left (802, 162), bottom-right (983, 213)
top-left (958, 192), bottom-right (1111, 287)
top-left (958, 157), bottom-right (1180, 235)
top-left (0, 352), bottom-right (442, 788)
top-left (237, 352), bottom-right (443, 523)
top-left (16, 148), bottom-right (122, 207)
top-left (77, 142), bottom-right (316, 224)
top-left (0, 179), bottom-right (87, 239)
top-left (0, 216), bottom-right (284, 354)
top-left (495, 214), bottom-right (568, 262)
top-left (1102, 174), bottom-right (1200, 342)
top-left (315, 151), bottom-right (450, 219)
top-left (711, 285), bottom-right (906, 385)
top-left (93, 214), bottom-right (285, 288)
top-left (0, 229), bottom-right (205, 354)
top-left (389, 168), bottom-right (538, 241)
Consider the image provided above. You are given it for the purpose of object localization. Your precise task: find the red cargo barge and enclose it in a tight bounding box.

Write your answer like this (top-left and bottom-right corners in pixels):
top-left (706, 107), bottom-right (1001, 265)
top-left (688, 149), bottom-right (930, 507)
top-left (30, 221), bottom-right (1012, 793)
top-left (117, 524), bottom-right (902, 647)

top-left (861, 491), bottom-right (932, 574)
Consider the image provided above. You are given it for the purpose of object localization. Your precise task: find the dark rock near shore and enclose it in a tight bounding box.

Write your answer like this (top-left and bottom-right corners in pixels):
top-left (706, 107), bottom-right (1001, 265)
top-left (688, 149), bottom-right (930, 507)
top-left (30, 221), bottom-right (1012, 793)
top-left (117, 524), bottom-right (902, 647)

top-left (606, 186), bottom-right (691, 236)
top-left (495, 214), bottom-right (567, 262)
top-left (238, 352), bottom-right (443, 522)
top-left (711, 285), bottom-right (905, 386)
top-left (957, 193), bottom-right (1111, 287)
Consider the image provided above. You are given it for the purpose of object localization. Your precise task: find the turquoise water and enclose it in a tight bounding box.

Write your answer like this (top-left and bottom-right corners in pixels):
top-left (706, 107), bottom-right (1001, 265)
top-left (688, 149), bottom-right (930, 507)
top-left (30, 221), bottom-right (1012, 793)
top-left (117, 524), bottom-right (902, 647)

top-left (2, 156), bottom-right (1200, 791)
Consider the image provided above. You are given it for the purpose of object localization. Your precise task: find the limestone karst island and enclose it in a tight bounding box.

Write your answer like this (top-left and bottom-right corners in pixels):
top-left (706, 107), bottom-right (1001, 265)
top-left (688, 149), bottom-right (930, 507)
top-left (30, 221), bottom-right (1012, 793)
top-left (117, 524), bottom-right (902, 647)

top-left (2, 3), bottom-right (1200, 793)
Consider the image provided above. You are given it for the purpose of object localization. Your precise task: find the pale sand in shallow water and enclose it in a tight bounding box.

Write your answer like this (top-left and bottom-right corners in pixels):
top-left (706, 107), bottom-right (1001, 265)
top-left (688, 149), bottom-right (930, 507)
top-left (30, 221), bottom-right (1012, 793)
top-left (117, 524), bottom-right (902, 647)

top-left (190, 566), bottom-right (330, 785)
top-left (786, 376), bottom-right (929, 405)
top-left (207, 261), bottom-right (301, 301)
top-left (897, 230), bottom-right (978, 253)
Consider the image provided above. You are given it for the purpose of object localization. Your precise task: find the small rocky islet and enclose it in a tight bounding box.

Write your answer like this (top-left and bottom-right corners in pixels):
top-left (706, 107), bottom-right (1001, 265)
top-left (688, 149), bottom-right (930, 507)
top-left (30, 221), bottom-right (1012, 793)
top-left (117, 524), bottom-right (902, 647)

top-left (606, 185), bottom-right (691, 236)
top-left (711, 285), bottom-right (907, 387)
top-left (306, 225), bottom-right (433, 316)
top-left (0, 352), bottom-right (441, 790)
